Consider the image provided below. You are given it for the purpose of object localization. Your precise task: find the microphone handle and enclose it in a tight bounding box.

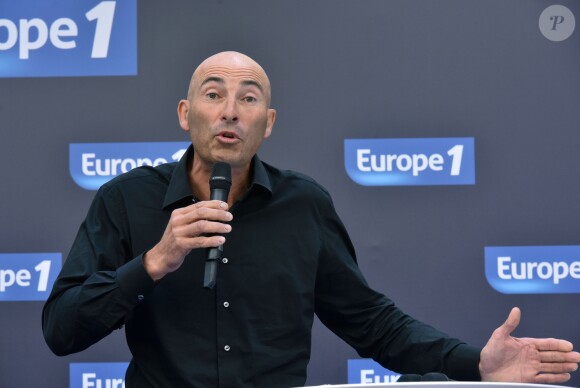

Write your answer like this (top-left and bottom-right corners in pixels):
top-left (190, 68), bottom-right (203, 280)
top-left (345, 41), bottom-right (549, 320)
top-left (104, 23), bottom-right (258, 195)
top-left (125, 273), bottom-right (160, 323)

top-left (203, 246), bottom-right (222, 289)
top-left (210, 188), bottom-right (229, 203)
top-left (203, 188), bottom-right (229, 289)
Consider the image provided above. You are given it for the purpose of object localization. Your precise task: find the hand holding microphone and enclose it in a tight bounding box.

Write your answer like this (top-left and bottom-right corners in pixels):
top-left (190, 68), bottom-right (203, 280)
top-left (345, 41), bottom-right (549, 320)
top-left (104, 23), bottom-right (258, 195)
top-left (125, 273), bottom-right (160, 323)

top-left (143, 162), bottom-right (232, 283)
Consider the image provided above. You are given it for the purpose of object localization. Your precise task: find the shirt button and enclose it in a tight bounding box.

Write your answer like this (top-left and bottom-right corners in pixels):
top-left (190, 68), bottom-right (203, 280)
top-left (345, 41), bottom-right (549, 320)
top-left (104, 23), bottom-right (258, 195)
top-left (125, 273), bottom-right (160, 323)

top-left (223, 301), bottom-right (229, 308)
top-left (224, 345), bottom-right (231, 351)
top-left (137, 295), bottom-right (144, 301)
top-left (222, 258), bottom-right (228, 264)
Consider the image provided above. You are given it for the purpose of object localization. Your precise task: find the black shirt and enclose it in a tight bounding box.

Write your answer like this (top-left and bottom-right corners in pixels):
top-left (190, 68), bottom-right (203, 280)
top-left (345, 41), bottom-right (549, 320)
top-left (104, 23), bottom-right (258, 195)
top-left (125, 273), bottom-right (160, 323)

top-left (42, 145), bottom-right (481, 387)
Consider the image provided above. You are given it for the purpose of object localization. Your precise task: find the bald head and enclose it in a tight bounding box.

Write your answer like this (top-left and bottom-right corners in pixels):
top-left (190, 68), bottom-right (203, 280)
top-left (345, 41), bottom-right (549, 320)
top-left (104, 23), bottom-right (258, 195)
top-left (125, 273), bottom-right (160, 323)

top-left (187, 51), bottom-right (272, 106)
top-left (177, 51), bottom-right (277, 172)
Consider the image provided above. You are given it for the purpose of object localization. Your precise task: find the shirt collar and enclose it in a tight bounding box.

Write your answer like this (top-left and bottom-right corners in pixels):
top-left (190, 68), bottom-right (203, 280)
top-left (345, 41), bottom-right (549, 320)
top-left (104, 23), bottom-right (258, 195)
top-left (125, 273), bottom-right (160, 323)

top-left (162, 144), bottom-right (272, 210)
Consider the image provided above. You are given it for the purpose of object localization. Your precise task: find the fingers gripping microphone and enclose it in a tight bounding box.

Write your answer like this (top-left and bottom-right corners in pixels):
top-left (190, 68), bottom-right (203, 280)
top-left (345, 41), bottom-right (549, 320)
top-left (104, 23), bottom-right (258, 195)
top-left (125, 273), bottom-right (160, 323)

top-left (203, 162), bottom-right (232, 289)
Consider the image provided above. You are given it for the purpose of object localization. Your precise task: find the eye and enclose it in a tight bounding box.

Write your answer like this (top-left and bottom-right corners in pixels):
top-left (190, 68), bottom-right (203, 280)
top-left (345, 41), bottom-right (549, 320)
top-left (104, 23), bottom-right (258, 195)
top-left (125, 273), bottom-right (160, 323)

top-left (243, 96), bottom-right (257, 103)
top-left (207, 92), bottom-right (219, 100)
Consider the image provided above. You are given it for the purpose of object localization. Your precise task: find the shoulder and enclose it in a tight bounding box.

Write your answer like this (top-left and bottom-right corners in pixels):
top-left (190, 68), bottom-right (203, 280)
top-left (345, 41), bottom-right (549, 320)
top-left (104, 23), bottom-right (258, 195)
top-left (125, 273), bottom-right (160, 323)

top-left (261, 161), bottom-right (333, 203)
top-left (98, 162), bottom-right (177, 195)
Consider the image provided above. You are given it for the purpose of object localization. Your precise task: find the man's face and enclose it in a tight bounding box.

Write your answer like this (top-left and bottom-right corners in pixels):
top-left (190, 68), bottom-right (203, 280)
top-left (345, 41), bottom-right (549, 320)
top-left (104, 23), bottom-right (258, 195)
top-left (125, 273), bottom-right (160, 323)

top-left (179, 53), bottom-right (276, 170)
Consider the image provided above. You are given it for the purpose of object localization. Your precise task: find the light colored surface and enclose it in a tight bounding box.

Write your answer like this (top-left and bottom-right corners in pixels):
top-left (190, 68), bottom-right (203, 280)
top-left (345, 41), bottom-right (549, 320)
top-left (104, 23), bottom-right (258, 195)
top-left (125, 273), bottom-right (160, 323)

top-left (303, 383), bottom-right (573, 388)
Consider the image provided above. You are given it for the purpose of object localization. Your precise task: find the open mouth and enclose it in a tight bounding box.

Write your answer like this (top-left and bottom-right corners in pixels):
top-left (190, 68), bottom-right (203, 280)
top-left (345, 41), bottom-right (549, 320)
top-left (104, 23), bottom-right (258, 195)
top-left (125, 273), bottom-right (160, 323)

top-left (217, 131), bottom-right (240, 142)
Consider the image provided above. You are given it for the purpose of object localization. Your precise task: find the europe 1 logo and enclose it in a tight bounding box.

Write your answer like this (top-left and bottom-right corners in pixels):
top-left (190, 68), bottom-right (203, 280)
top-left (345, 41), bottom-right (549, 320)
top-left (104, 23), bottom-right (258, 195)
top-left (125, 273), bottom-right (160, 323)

top-left (0, 253), bottom-right (61, 301)
top-left (0, 0), bottom-right (137, 77)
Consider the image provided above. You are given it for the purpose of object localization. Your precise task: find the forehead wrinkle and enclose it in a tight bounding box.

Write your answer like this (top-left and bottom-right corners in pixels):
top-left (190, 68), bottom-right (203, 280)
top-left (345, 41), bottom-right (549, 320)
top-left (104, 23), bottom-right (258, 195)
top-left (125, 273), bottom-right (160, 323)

top-left (189, 64), bottom-right (271, 104)
top-left (199, 76), bottom-right (225, 88)
top-left (199, 76), bottom-right (264, 95)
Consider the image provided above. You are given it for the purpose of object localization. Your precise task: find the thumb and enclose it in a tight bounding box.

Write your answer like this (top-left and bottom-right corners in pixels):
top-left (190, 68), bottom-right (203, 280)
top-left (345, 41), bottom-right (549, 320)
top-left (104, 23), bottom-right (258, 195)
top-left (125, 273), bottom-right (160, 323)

top-left (497, 307), bottom-right (521, 337)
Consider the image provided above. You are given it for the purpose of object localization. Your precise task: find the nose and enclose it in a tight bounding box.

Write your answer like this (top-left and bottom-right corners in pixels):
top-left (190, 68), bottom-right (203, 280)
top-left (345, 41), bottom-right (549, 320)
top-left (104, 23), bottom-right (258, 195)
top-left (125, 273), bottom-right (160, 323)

top-left (221, 98), bottom-right (238, 123)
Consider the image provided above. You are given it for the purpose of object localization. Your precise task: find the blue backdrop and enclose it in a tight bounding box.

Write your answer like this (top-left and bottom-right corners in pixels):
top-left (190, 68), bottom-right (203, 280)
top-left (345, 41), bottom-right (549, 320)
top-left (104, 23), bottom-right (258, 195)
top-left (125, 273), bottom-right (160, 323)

top-left (1, 1), bottom-right (579, 386)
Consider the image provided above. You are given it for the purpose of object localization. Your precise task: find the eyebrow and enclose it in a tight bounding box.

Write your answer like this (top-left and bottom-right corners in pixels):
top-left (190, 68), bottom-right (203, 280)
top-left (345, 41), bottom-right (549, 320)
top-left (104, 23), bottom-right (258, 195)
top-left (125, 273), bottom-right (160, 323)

top-left (200, 76), bottom-right (265, 95)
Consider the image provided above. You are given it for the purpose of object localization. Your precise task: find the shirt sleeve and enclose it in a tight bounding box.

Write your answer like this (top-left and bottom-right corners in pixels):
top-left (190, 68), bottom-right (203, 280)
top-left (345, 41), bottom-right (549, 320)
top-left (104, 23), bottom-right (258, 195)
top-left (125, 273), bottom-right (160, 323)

top-left (312, 192), bottom-right (481, 381)
top-left (42, 184), bottom-right (155, 356)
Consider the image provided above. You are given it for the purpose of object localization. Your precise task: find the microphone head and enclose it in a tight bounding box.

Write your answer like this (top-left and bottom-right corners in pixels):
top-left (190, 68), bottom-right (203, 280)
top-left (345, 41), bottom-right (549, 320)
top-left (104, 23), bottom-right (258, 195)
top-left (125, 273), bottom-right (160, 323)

top-left (209, 162), bottom-right (232, 191)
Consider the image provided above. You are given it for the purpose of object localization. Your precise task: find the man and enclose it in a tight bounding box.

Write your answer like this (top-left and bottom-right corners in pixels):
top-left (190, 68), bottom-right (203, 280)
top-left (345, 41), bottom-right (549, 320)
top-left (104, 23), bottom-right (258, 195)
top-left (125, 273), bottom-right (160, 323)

top-left (42, 51), bottom-right (580, 387)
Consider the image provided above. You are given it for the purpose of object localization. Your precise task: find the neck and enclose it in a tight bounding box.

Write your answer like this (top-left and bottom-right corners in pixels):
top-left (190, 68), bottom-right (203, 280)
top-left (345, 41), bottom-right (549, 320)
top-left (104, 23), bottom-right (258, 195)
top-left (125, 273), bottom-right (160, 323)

top-left (189, 156), bottom-right (251, 207)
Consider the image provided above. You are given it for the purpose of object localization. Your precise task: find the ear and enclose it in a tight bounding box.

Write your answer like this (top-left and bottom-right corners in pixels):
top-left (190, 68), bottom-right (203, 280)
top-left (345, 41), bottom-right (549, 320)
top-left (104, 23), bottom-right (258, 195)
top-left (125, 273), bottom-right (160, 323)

top-left (177, 100), bottom-right (190, 131)
top-left (263, 108), bottom-right (276, 139)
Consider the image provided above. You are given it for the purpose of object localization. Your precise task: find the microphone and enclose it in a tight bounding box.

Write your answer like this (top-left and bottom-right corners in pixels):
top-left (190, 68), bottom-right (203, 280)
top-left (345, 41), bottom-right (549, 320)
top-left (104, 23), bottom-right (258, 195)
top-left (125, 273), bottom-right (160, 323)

top-left (203, 162), bottom-right (232, 289)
